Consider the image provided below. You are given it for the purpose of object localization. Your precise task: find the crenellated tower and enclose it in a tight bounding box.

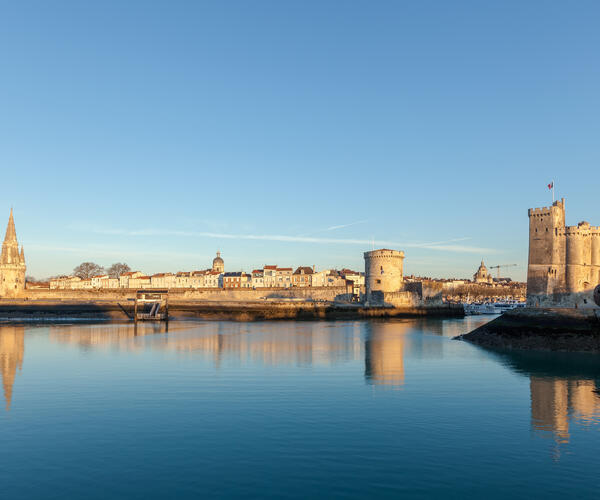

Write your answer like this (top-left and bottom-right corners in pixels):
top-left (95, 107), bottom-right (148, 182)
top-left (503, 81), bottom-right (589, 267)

top-left (527, 198), bottom-right (599, 306)
top-left (0, 209), bottom-right (26, 298)
top-left (527, 198), bottom-right (566, 299)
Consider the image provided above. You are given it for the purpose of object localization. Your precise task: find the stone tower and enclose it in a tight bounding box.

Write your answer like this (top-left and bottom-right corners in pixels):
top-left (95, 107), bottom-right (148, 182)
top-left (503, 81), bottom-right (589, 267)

top-left (527, 198), bottom-right (566, 299)
top-left (364, 248), bottom-right (404, 303)
top-left (565, 221), bottom-right (592, 294)
top-left (0, 209), bottom-right (26, 298)
top-left (527, 198), bottom-right (600, 306)
top-left (212, 251), bottom-right (224, 273)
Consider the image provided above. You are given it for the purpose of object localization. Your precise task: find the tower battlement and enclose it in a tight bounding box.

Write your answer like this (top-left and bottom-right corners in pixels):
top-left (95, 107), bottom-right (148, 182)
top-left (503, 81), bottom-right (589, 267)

top-left (528, 198), bottom-right (565, 217)
top-left (564, 222), bottom-right (591, 236)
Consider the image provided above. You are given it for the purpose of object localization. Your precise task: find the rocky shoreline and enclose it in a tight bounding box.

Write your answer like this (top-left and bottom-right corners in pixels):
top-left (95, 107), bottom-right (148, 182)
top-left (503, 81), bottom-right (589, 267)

top-left (457, 307), bottom-right (600, 352)
top-left (0, 299), bottom-right (464, 322)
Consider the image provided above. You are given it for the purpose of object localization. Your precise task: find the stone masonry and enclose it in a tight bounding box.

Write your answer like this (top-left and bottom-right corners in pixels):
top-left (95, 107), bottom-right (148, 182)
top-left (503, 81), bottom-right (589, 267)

top-left (0, 209), bottom-right (26, 298)
top-left (527, 198), bottom-right (600, 307)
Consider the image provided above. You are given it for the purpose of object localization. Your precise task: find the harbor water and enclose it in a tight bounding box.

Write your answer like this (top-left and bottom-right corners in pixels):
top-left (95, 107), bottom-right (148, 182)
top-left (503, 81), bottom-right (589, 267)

top-left (1, 317), bottom-right (599, 499)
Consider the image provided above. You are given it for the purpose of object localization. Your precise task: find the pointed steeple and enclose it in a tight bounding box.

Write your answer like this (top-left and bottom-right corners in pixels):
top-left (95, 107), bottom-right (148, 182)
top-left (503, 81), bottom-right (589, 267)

top-left (19, 246), bottom-right (24, 264)
top-left (4, 208), bottom-right (16, 243)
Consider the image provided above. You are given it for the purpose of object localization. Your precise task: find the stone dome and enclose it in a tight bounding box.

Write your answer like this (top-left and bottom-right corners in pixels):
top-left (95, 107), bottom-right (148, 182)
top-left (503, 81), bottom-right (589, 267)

top-left (212, 251), bottom-right (224, 272)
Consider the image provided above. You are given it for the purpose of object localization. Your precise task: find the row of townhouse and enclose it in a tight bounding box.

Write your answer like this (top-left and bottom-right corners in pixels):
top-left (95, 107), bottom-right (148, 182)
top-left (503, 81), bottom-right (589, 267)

top-left (50, 265), bottom-right (365, 291)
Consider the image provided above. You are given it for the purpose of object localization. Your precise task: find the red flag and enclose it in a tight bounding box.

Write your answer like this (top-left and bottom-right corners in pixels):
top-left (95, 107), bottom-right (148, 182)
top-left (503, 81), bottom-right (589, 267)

top-left (548, 182), bottom-right (553, 190)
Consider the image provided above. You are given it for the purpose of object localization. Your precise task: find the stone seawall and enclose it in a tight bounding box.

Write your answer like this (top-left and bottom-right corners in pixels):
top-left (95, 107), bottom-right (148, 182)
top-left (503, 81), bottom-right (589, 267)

top-left (457, 308), bottom-right (600, 352)
top-left (24, 286), bottom-right (349, 302)
top-left (0, 299), bottom-right (463, 322)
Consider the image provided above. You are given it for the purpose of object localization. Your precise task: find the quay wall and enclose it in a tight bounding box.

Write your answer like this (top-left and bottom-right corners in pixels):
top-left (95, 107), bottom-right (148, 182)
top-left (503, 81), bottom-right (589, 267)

top-left (0, 300), bottom-right (463, 321)
top-left (20, 286), bottom-right (350, 303)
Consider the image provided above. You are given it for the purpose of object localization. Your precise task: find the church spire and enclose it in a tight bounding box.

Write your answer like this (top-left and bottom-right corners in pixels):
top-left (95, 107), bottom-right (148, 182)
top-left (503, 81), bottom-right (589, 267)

top-left (4, 208), bottom-right (17, 243)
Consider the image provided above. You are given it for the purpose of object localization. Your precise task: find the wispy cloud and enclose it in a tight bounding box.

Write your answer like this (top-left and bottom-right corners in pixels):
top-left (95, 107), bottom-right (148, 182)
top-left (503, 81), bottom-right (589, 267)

top-left (26, 244), bottom-right (203, 260)
top-left (325, 220), bottom-right (368, 231)
top-left (85, 228), bottom-right (496, 254)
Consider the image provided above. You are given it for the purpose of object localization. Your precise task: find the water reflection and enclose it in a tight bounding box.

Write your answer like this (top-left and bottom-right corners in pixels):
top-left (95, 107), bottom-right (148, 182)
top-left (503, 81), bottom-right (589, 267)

top-left (364, 322), bottom-right (408, 387)
top-left (48, 321), bottom-right (364, 368)
top-left (489, 349), bottom-right (600, 450)
top-left (4, 321), bottom-right (600, 455)
top-left (0, 326), bottom-right (25, 410)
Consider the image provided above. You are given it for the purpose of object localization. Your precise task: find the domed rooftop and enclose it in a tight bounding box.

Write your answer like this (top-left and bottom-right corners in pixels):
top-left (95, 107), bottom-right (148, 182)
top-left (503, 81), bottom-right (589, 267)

top-left (212, 251), bottom-right (224, 272)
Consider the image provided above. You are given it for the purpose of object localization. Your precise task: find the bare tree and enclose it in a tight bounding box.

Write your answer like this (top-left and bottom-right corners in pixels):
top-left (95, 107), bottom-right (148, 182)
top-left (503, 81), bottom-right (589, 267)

top-left (25, 275), bottom-right (37, 283)
top-left (107, 262), bottom-right (131, 278)
top-left (73, 262), bottom-right (105, 279)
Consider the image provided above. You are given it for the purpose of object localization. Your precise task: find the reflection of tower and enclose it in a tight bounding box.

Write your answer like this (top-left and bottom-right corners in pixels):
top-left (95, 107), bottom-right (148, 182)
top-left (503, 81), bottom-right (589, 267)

top-left (365, 322), bottom-right (407, 387)
top-left (530, 376), bottom-right (600, 448)
top-left (530, 377), bottom-right (570, 443)
top-left (0, 326), bottom-right (25, 410)
top-left (569, 380), bottom-right (600, 424)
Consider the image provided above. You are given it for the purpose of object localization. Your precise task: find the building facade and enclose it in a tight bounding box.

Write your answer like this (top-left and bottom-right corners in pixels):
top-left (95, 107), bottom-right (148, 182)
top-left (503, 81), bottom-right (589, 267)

top-left (292, 267), bottom-right (313, 287)
top-left (0, 210), bottom-right (26, 298)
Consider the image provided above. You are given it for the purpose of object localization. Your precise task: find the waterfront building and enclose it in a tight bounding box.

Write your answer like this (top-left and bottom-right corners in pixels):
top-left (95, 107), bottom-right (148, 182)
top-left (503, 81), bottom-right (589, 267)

top-left (128, 275), bottom-right (151, 289)
top-left (339, 269), bottom-right (365, 296)
top-left (150, 273), bottom-right (176, 289)
top-left (251, 269), bottom-right (264, 288)
top-left (262, 265), bottom-right (278, 287)
top-left (311, 269), bottom-right (346, 287)
top-left (0, 209), bottom-right (26, 298)
top-left (292, 267), bottom-right (314, 287)
top-left (203, 270), bottom-right (222, 288)
top-left (50, 276), bottom-right (82, 289)
top-left (91, 274), bottom-right (109, 288)
top-left (223, 272), bottom-right (252, 289)
top-left (119, 271), bottom-right (144, 288)
top-left (277, 267), bottom-right (293, 287)
top-left (189, 271), bottom-right (206, 288)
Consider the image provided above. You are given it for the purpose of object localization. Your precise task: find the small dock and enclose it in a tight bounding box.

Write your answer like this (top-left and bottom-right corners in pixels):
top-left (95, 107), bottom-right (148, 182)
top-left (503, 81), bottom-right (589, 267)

top-left (134, 290), bottom-right (169, 322)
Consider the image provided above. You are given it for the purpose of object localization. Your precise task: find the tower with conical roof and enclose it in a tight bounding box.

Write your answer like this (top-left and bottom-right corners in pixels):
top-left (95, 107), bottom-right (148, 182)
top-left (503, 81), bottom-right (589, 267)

top-left (0, 209), bottom-right (26, 297)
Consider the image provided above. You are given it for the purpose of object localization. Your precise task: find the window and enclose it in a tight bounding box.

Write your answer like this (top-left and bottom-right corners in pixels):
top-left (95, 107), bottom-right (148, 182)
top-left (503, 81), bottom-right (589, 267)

top-left (376, 279), bottom-right (381, 284)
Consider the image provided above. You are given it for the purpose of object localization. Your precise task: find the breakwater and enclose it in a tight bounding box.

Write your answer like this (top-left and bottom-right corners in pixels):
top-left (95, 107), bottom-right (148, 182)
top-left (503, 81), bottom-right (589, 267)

top-left (457, 307), bottom-right (600, 352)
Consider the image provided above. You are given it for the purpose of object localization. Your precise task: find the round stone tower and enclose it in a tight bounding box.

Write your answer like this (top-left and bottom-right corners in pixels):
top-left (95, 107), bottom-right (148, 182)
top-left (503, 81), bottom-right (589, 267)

top-left (364, 248), bottom-right (404, 303)
top-left (591, 226), bottom-right (600, 285)
top-left (565, 222), bottom-right (591, 293)
top-left (212, 251), bottom-right (224, 273)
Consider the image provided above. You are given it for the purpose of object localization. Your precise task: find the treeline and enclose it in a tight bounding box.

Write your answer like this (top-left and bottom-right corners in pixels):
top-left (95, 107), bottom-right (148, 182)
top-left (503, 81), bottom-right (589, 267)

top-left (71, 262), bottom-right (131, 279)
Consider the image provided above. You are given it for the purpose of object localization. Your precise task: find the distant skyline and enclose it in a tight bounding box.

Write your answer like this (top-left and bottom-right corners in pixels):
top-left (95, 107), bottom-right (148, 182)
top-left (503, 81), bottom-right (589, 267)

top-left (2, 1), bottom-right (598, 280)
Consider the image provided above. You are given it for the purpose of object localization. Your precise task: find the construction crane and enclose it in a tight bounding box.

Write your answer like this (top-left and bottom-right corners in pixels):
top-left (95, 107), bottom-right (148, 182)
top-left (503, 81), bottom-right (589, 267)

top-left (489, 264), bottom-right (517, 279)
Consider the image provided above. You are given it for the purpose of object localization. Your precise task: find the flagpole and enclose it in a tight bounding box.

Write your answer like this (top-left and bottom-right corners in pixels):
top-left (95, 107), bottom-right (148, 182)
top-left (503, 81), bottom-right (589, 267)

top-left (552, 180), bottom-right (555, 203)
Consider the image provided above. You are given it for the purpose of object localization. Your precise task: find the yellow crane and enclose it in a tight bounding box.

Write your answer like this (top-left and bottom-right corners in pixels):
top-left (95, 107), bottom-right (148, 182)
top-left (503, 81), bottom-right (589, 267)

top-left (489, 264), bottom-right (517, 279)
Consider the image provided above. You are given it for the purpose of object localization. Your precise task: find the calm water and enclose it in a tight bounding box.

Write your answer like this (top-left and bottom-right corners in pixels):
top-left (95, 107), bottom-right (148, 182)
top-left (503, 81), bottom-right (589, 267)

top-left (1, 317), bottom-right (600, 499)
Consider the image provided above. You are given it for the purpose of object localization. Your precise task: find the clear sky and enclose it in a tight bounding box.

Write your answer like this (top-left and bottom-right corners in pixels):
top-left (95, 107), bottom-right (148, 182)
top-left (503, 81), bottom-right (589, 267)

top-left (1, 1), bottom-right (598, 280)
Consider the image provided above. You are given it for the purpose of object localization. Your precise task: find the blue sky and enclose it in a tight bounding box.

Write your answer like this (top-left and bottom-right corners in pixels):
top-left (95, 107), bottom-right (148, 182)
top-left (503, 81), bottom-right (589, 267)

top-left (1, 1), bottom-right (598, 280)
